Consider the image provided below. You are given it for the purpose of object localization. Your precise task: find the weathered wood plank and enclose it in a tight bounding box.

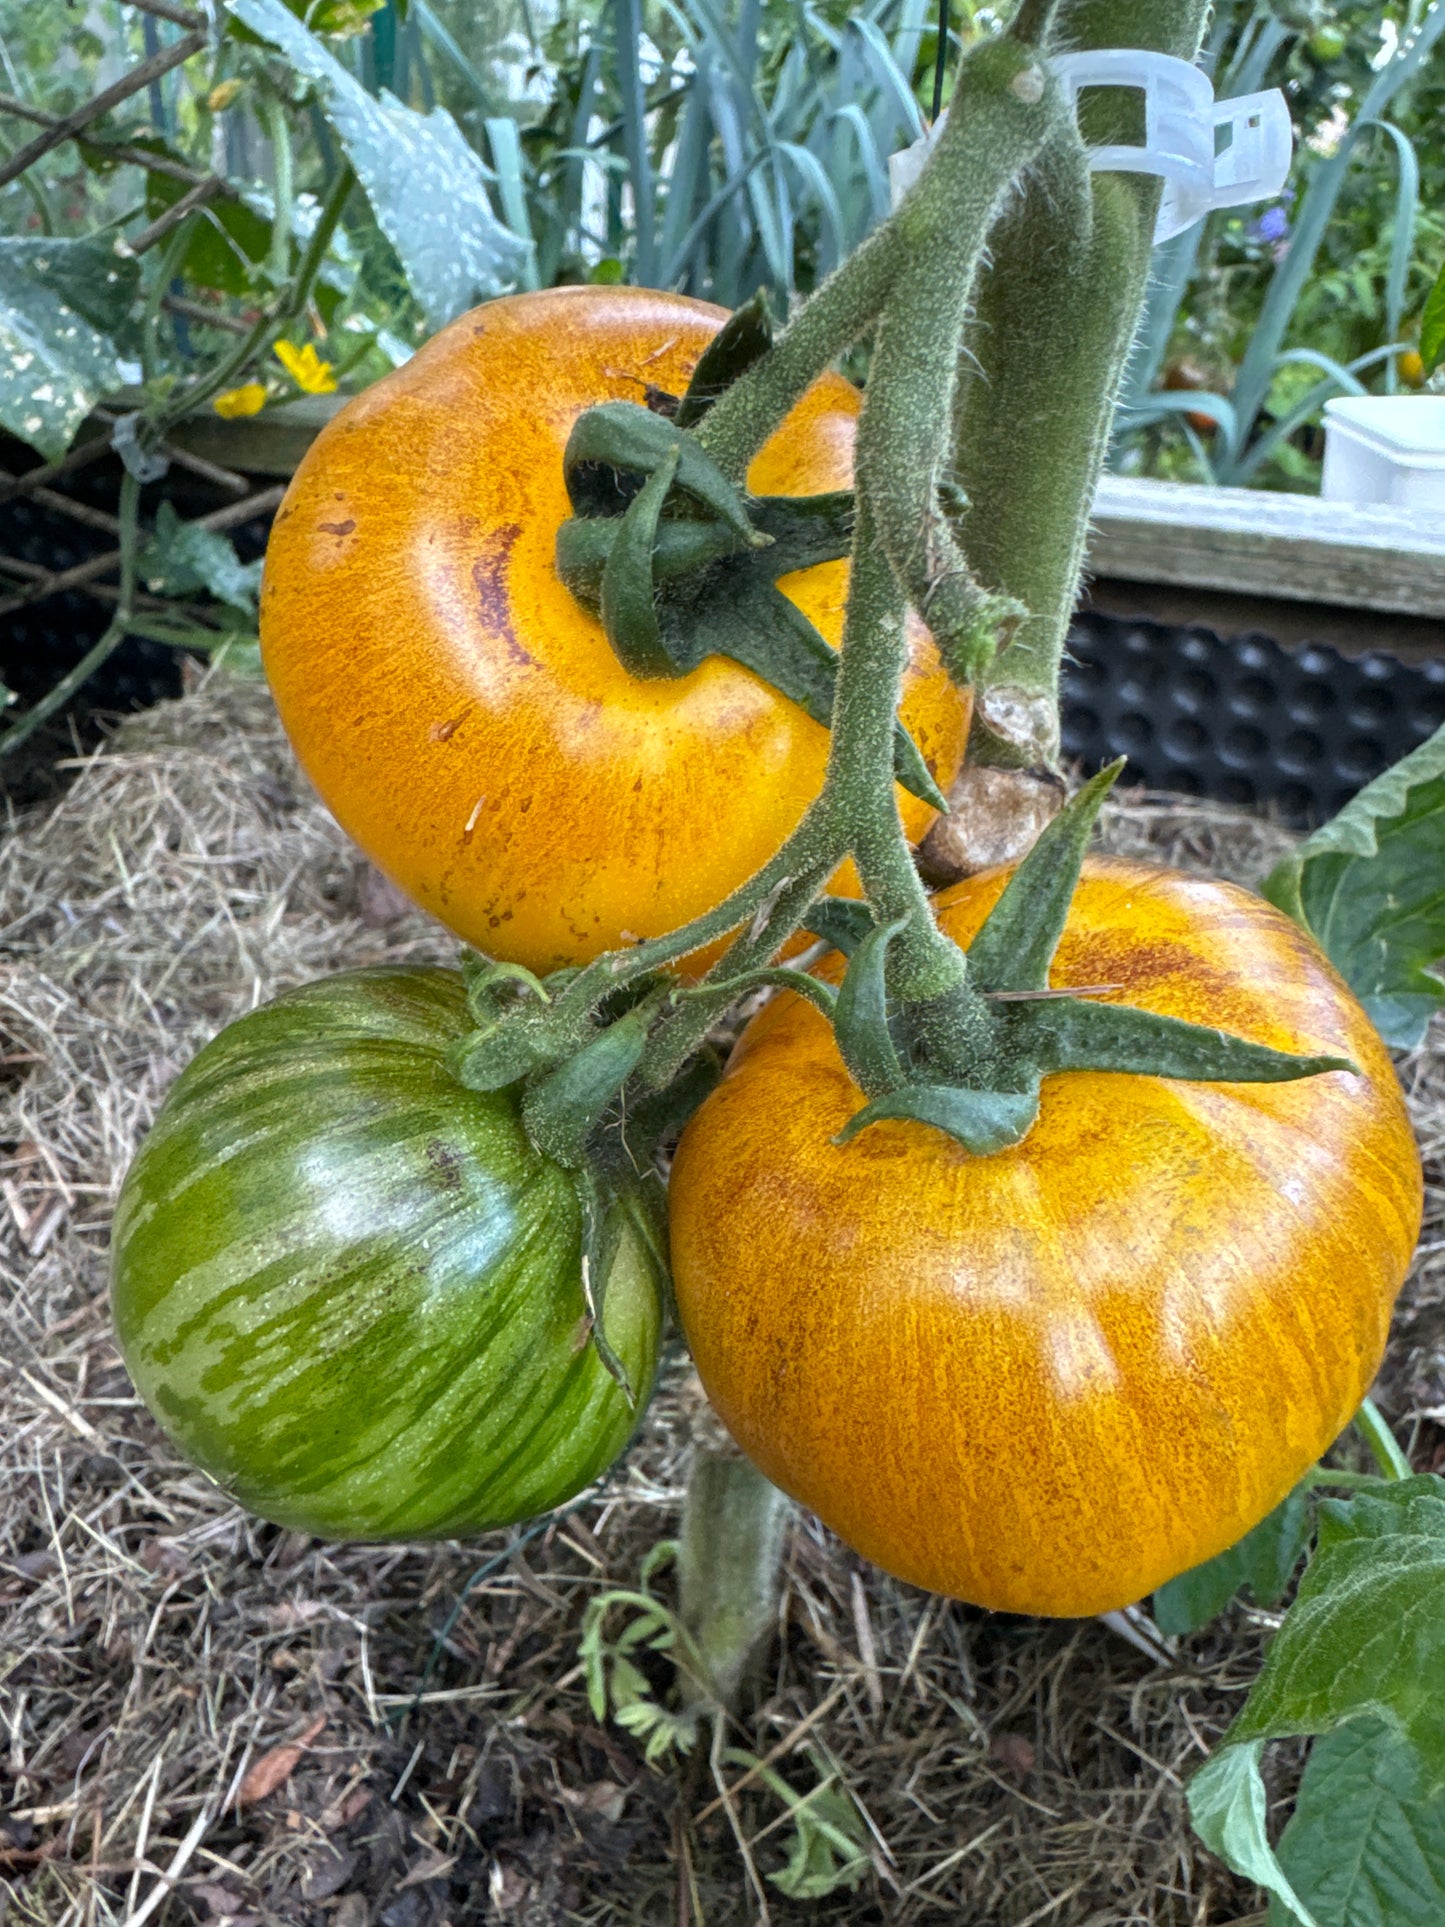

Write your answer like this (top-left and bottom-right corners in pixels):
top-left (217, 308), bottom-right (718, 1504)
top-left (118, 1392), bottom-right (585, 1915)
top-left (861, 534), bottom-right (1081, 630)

top-left (1089, 475), bottom-right (1445, 618)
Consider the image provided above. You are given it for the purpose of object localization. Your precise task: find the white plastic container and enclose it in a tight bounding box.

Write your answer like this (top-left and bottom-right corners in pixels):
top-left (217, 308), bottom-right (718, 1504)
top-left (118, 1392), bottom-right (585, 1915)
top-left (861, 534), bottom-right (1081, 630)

top-left (1321, 396), bottom-right (1445, 513)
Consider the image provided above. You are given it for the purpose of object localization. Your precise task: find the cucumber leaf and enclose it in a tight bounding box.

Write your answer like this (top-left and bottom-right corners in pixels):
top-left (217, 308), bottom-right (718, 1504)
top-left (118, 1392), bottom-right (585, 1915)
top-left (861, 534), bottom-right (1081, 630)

top-left (1154, 1486), bottom-right (1312, 1636)
top-left (0, 237), bottom-right (139, 459)
top-left (227, 0), bottom-right (528, 328)
top-left (139, 502), bottom-right (263, 614)
top-left (1262, 724), bottom-right (1445, 1047)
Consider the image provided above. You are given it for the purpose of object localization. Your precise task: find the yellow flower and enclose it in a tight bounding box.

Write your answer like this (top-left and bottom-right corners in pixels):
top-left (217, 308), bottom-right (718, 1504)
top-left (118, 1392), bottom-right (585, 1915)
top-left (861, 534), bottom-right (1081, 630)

top-left (1399, 348), bottom-right (1426, 389)
top-left (213, 382), bottom-right (267, 419)
top-left (274, 341), bottom-right (337, 395)
top-left (207, 78), bottom-right (243, 112)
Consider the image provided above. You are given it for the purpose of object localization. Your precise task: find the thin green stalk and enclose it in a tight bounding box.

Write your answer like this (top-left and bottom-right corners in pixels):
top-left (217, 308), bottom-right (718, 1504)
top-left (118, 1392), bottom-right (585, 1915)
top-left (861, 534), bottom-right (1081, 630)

top-left (827, 499), bottom-right (970, 1004)
top-left (1354, 1396), bottom-right (1412, 1481)
top-left (692, 214), bottom-right (904, 486)
top-left (0, 474), bottom-right (142, 761)
top-left (258, 90), bottom-right (295, 291)
top-left (550, 801), bottom-right (846, 1041)
top-left (140, 218), bottom-right (197, 383)
top-left (859, 34), bottom-right (1065, 689)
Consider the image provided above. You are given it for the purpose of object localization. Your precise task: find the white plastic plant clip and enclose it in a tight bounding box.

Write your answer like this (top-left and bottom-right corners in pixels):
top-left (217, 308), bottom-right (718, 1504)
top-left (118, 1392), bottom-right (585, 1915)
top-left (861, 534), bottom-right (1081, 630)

top-left (1051, 48), bottom-right (1292, 242)
top-left (888, 49), bottom-right (1292, 245)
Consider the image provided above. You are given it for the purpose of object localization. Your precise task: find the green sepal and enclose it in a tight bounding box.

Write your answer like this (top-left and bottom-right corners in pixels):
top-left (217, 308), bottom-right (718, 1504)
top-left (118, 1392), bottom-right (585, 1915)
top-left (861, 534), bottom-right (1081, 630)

top-left (574, 1169), bottom-right (658, 1406)
top-left (671, 572), bottom-right (946, 811)
top-left (448, 1018), bottom-right (555, 1093)
top-left (676, 289), bottom-right (774, 429)
top-left (562, 401), bottom-right (764, 546)
top-left (459, 952), bottom-right (551, 1023)
top-left (679, 967), bottom-right (838, 1024)
top-left (802, 899), bottom-right (876, 959)
top-left (522, 1005), bottom-right (651, 1169)
top-left (600, 446), bottom-right (680, 679)
top-left (555, 514), bottom-right (742, 609)
top-left (964, 759), bottom-right (1124, 992)
top-left (833, 917), bottom-right (908, 1098)
top-left (619, 1048), bottom-right (724, 1160)
top-left (1006, 997), bottom-right (1358, 1086)
top-left (834, 1081), bottom-right (1040, 1154)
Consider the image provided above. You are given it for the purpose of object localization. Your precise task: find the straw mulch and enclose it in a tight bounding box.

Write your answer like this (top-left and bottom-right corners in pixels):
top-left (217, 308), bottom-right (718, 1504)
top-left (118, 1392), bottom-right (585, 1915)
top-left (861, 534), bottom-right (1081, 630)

top-left (3, 671), bottom-right (1441, 1927)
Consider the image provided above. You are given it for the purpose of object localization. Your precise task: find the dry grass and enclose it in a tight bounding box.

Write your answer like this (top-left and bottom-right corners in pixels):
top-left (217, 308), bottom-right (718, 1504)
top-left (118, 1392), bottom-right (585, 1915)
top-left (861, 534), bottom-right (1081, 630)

top-left (2, 672), bottom-right (1441, 1927)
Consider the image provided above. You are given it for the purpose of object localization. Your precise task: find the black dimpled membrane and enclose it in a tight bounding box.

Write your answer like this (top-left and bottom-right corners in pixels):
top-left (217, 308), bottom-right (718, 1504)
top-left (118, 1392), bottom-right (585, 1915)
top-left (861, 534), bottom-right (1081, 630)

top-left (1062, 612), bottom-right (1445, 828)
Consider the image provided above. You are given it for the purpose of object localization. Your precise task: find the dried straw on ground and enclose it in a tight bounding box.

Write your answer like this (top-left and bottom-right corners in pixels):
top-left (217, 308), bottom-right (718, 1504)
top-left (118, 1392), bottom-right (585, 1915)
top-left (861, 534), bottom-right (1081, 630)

top-left (2, 672), bottom-right (1441, 1927)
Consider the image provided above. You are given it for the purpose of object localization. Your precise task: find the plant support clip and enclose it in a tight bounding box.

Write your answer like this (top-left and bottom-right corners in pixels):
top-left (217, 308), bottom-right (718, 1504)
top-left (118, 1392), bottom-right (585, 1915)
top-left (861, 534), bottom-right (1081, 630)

top-left (890, 49), bottom-right (1292, 245)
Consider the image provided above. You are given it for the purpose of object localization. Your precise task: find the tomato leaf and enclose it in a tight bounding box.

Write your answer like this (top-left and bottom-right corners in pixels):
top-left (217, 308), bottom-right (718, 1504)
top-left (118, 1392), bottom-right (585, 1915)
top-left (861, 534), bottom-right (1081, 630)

top-left (1269, 1717), bottom-right (1445, 1927)
top-left (0, 237), bottom-right (138, 459)
top-left (1189, 1742), bottom-right (1320, 1927)
top-left (1421, 257), bottom-right (1445, 375)
top-left (1261, 724), bottom-right (1445, 1048)
top-left (1188, 1479), bottom-right (1445, 1923)
top-left (964, 760), bottom-right (1124, 993)
top-left (1155, 1486), bottom-right (1313, 1637)
top-left (1228, 1477), bottom-right (1445, 1775)
top-left (226, 0), bottom-right (529, 328)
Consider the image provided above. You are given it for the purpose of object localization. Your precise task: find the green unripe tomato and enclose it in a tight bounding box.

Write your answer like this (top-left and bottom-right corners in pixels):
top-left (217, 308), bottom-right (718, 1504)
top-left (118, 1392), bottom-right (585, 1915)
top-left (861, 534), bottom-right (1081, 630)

top-left (112, 967), bottom-right (662, 1540)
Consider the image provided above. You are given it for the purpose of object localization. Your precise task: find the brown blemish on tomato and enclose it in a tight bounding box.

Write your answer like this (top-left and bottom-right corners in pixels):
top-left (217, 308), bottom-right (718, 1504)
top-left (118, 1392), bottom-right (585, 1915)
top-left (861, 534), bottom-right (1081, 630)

top-left (430, 714), bottom-right (467, 743)
top-left (318, 518), bottom-right (356, 537)
top-left (471, 525), bottom-right (535, 666)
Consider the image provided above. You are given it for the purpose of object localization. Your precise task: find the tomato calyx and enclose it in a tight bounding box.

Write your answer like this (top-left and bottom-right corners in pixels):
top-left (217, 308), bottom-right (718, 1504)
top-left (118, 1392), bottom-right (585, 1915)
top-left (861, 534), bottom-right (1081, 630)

top-left (825, 763), bottom-right (1360, 1155)
top-left (553, 345), bottom-right (948, 814)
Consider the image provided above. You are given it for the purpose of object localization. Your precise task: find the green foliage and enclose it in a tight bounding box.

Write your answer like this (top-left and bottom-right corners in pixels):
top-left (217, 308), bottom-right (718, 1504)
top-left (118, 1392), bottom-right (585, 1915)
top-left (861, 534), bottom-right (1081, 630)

top-left (0, 237), bottom-right (139, 459)
top-left (1263, 721), bottom-right (1445, 1048)
top-left (719, 1745), bottom-right (872, 1899)
top-left (1270, 1718), bottom-right (1445, 1927)
top-left (580, 1546), bottom-right (707, 1764)
top-left (1422, 254), bottom-right (1445, 370)
top-left (139, 502), bottom-right (264, 614)
top-left (1120, 0), bottom-right (1445, 487)
top-left (1155, 1486), bottom-right (1314, 1635)
top-left (1189, 1477), bottom-right (1445, 1927)
top-left (229, 0), bottom-right (530, 326)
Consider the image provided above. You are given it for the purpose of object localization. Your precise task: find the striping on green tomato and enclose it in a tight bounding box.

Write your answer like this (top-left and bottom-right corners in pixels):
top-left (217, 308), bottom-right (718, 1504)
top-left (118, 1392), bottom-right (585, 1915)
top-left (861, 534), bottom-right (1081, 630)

top-left (111, 967), bottom-right (663, 1541)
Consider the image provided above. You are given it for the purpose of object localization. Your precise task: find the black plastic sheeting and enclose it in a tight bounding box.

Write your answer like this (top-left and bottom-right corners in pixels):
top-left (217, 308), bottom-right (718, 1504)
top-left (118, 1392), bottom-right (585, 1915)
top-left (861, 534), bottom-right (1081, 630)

top-left (1063, 609), bottom-right (1445, 828)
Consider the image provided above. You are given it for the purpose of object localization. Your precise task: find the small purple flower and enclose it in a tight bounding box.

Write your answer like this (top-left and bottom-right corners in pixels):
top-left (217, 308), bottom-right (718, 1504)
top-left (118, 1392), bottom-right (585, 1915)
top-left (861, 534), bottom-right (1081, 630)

top-left (1249, 205), bottom-right (1291, 245)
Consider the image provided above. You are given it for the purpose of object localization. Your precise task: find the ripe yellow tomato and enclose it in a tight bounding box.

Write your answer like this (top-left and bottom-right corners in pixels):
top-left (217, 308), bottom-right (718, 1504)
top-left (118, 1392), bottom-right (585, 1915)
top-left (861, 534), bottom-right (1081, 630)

top-left (668, 856), bottom-right (1422, 1618)
top-left (261, 287), bottom-right (967, 973)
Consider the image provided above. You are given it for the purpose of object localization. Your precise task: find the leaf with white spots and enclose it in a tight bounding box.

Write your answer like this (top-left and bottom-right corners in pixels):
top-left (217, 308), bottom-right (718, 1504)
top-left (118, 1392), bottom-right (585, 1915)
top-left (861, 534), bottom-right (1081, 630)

top-left (226, 0), bottom-right (530, 328)
top-left (0, 237), bottom-right (140, 459)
